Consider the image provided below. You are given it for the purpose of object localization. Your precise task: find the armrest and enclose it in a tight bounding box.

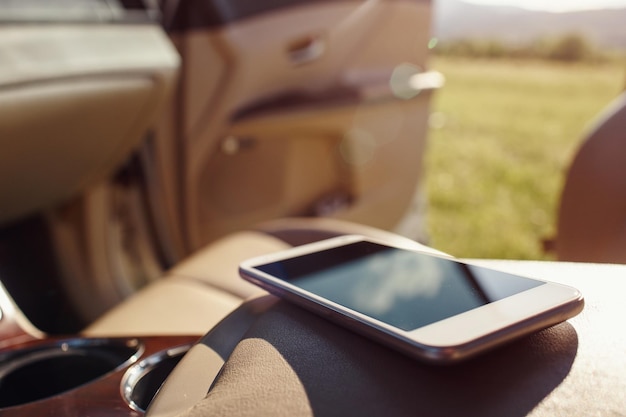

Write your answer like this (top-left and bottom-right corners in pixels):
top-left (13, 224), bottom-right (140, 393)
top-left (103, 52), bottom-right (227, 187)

top-left (151, 261), bottom-right (626, 417)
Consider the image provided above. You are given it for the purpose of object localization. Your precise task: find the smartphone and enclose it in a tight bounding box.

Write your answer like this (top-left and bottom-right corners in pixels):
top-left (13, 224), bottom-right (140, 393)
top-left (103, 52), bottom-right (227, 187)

top-left (239, 235), bottom-right (584, 364)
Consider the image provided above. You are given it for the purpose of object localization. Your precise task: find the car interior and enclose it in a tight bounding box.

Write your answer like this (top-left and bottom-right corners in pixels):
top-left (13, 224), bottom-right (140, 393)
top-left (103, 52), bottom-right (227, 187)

top-left (0, 0), bottom-right (624, 416)
top-left (555, 90), bottom-right (626, 264)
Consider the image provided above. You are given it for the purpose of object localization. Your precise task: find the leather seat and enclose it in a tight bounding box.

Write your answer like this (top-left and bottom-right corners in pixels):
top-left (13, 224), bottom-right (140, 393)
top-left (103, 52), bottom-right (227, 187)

top-left (556, 91), bottom-right (626, 263)
top-left (84, 218), bottom-right (435, 336)
top-left (84, 230), bottom-right (288, 336)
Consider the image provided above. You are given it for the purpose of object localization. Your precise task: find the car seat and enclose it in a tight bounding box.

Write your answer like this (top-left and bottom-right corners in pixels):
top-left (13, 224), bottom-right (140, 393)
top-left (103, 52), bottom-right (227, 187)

top-left (555, 91), bottom-right (626, 263)
top-left (83, 217), bottom-right (436, 336)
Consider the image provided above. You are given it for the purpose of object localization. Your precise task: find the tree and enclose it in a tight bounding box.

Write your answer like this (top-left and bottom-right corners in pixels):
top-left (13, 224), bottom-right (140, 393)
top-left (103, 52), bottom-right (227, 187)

top-left (548, 33), bottom-right (592, 62)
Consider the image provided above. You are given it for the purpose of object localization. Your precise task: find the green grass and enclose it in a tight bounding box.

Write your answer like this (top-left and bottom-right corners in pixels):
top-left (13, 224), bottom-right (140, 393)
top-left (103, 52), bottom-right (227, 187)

top-left (425, 57), bottom-right (625, 259)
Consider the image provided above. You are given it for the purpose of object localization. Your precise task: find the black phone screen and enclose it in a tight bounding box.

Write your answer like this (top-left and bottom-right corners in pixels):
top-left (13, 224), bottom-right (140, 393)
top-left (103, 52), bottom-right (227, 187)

top-left (256, 241), bottom-right (545, 331)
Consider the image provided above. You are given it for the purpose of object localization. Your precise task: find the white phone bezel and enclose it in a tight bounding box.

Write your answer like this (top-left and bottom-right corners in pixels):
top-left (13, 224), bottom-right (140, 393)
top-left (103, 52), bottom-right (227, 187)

top-left (239, 235), bottom-right (584, 363)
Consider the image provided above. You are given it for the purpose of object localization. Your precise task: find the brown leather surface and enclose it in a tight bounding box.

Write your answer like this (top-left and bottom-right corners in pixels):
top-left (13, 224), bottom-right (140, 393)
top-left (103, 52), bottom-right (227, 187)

top-left (556, 92), bottom-right (626, 263)
top-left (176, 261), bottom-right (626, 417)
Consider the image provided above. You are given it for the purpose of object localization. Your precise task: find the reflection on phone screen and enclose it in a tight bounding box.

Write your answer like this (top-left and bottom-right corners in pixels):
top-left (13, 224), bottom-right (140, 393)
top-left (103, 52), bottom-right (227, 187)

top-left (257, 242), bottom-right (544, 330)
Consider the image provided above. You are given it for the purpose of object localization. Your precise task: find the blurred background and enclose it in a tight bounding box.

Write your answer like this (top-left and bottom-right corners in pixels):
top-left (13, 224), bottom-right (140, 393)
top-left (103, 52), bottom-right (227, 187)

top-left (425, 0), bottom-right (626, 260)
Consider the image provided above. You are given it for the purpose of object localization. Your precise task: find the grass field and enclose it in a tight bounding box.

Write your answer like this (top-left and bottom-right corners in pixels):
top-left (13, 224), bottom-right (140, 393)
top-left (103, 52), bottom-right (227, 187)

top-left (425, 57), bottom-right (625, 260)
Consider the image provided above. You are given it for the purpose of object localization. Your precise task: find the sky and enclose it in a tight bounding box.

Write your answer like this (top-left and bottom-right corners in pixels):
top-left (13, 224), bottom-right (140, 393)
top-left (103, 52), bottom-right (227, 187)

top-left (464, 0), bottom-right (626, 12)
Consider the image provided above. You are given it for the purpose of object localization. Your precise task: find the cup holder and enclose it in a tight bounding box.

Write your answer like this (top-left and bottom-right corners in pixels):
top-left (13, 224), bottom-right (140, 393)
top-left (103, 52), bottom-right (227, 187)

top-left (0, 338), bottom-right (141, 408)
top-left (122, 344), bottom-right (192, 412)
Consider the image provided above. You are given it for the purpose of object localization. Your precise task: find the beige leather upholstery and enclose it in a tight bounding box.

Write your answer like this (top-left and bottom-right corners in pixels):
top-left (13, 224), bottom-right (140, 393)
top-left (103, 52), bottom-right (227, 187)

top-left (85, 218), bottom-right (435, 336)
top-left (0, 25), bottom-right (178, 224)
top-left (84, 231), bottom-right (290, 336)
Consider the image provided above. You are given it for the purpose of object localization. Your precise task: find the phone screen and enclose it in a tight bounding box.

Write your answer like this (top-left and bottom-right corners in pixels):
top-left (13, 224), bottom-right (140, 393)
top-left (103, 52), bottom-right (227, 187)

top-left (256, 241), bottom-right (546, 331)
